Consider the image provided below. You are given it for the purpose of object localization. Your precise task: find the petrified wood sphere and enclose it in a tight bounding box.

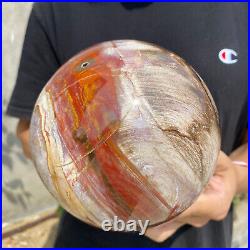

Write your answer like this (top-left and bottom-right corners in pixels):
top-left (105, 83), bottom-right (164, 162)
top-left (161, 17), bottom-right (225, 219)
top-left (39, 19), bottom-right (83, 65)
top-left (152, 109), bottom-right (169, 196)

top-left (30, 40), bottom-right (220, 228)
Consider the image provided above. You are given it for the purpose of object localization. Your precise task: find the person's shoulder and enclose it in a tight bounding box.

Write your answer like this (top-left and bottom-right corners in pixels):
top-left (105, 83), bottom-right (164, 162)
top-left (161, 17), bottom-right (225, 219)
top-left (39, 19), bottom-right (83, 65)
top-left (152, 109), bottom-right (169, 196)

top-left (32, 3), bottom-right (91, 25)
top-left (31, 3), bottom-right (55, 28)
top-left (33, 2), bottom-right (91, 15)
top-left (32, 3), bottom-right (53, 17)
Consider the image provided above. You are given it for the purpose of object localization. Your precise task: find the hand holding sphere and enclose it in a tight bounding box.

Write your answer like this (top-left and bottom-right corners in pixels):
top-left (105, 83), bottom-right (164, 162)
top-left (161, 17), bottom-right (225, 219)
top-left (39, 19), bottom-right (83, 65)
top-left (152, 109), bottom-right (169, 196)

top-left (30, 40), bottom-right (220, 229)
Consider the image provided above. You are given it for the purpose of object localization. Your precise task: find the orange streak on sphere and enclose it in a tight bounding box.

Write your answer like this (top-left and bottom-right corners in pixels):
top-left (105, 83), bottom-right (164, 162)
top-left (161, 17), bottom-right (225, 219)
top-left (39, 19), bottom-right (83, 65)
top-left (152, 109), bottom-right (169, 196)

top-left (30, 40), bottom-right (221, 228)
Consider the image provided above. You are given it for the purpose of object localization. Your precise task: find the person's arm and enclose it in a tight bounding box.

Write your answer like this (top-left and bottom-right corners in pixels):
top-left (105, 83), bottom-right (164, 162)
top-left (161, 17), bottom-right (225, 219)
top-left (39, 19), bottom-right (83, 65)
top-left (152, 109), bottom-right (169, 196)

top-left (16, 119), bottom-right (31, 159)
top-left (230, 130), bottom-right (248, 194)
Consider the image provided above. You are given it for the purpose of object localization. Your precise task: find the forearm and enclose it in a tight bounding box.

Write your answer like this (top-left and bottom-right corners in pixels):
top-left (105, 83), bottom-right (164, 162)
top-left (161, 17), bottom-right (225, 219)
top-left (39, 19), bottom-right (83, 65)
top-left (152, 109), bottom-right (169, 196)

top-left (16, 119), bottom-right (32, 159)
top-left (230, 143), bottom-right (248, 194)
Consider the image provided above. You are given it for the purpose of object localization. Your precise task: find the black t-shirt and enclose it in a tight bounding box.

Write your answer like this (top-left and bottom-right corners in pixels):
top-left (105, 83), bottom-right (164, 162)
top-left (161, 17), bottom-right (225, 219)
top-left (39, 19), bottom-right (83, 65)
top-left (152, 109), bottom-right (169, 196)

top-left (7, 3), bottom-right (247, 248)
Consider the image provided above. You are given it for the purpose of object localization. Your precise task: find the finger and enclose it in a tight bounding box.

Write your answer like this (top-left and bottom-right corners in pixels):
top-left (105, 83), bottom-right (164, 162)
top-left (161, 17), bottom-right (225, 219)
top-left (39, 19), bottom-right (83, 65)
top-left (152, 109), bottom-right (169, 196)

top-left (186, 217), bottom-right (209, 228)
top-left (215, 151), bottom-right (232, 172)
top-left (176, 191), bottom-right (217, 220)
top-left (145, 221), bottom-right (183, 242)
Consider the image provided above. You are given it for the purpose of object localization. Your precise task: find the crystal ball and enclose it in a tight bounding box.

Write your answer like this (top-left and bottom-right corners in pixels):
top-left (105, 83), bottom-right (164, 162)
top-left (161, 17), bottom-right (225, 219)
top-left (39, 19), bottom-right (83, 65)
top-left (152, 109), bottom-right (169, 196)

top-left (30, 40), bottom-right (220, 228)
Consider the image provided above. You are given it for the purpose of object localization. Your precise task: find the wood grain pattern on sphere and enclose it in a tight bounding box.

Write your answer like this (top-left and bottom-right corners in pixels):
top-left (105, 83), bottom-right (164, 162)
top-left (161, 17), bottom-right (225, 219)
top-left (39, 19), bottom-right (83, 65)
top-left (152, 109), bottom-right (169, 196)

top-left (30, 40), bottom-right (221, 228)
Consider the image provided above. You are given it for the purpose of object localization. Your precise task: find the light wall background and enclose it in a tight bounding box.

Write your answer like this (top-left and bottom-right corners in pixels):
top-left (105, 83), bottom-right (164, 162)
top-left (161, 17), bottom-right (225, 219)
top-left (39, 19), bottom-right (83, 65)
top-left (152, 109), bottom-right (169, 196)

top-left (2, 2), bottom-right (57, 224)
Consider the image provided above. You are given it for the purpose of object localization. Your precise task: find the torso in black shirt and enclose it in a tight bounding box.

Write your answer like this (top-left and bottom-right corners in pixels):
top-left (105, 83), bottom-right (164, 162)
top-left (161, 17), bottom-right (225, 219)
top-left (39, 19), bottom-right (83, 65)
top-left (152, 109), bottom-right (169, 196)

top-left (7, 3), bottom-right (247, 248)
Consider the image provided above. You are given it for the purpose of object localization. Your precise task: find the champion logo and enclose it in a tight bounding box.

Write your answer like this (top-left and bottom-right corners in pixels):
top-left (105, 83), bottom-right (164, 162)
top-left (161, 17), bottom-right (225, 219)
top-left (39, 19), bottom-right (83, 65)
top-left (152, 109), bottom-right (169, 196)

top-left (218, 48), bottom-right (238, 64)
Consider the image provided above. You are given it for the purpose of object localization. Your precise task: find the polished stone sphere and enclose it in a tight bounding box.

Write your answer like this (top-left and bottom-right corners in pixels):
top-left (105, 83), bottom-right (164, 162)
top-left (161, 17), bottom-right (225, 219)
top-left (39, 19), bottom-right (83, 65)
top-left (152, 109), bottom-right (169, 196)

top-left (30, 40), bottom-right (220, 228)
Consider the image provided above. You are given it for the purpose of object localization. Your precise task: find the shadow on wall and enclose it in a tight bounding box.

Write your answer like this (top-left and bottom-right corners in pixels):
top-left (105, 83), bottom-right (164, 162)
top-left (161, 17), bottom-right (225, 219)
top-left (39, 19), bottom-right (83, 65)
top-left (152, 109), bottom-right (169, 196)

top-left (2, 117), bottom-right (37, 217)
top-left (3, 123), bottom-right (29, 171)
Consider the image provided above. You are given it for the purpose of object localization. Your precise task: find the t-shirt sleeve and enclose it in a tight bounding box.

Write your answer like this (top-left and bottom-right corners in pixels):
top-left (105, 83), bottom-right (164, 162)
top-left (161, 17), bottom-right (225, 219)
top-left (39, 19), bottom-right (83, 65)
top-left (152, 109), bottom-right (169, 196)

top-left (6, 3), bottom-right (60, 119)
